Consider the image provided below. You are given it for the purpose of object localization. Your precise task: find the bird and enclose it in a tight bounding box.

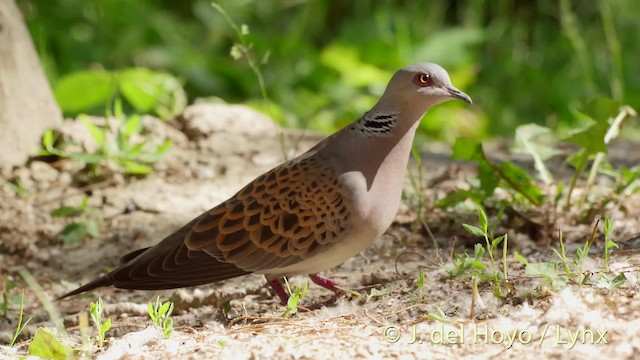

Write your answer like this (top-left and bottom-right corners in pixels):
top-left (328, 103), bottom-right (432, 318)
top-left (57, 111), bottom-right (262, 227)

top-left (58, 63), bottom-right (472, 304)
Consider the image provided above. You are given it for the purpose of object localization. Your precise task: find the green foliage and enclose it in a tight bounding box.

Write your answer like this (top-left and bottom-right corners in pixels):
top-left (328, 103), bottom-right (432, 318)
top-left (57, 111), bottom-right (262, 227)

top-left (282, 278), bottom-right (307, 318)
top-left (439, 99), bottom-right (637, 216)
top-left (50, 196), bottom-right (100, 245)
top-left (9, 291), bottom-right (32, 347)
top-left (1, 276), bottom-right (17, 318)
top-left (40, 100), bottom-right (172, 178)
top-left (148, 297), bottom-right (174, 338)
top-left (54, 67), bottom-right (186, 119)
top-left (597, 273), bottom-right (627, 289)
top-left (416, 267), bottom-right (425, 300)
top-left (438, 139), bottom-right (545, 209)
top-left (89, 298), bottom-right (111, 347)
top-left (27, 327), bottom-right (73, 359)
top-left (515, 217), bottom-right (626, 289)
top-left (1, 178), bottom-right (27, 198)
top-left (452, 207), bottom-right (510, 298)
top-left (512, 124), bottom-right (559, 185)
top-left (423, 307), bottom-right (456, 324)
top-left (20, 0), bottom-right (639, 139)
top-left (564, 99), bottom-right (623, 208)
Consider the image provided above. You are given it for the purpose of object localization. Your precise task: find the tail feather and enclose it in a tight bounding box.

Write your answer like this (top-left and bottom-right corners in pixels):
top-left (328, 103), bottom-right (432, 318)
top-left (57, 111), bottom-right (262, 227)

top-left (58, 221), bottom-right (251, 300)
top-left (57, 275), bottom-right (113, 300)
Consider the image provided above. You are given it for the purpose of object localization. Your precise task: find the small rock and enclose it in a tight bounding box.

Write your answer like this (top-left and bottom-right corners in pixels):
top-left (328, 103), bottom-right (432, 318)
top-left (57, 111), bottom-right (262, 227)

top-left (30, 161), bottom-right (59, 184)
top-left (180, 103), bottom-right (278, 140)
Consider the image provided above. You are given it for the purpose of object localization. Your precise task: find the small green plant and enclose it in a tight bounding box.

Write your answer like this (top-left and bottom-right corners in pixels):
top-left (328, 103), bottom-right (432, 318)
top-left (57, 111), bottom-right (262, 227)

top-left (447, 243), bottom-right (486, 278)
top-left (9, 291), bottom-right (32, 347)
top-left (1, 276), bottom-right (17, 318)
top-left (89, 298), bottom-right (111, 347)
top-left (416, 267), bottom-right (425, 300)
top-left (602, 217), bottom-right (618, 272)
top-left (40, 100), bottom-right (172, 178)
top-left (148, 296), bottom-right (174, 338)
top-left (597, 273), bottom-right (627, 289)
top-left (281, 278), bottom-right (308, 318)
top-left (50, 196), bottom-right (101, 245)
top-left (211, 2), bottom-right (290, 160)
top-left (1, 178), bottom-right (27, 198)
top-left (423, 307), bottom-right (456, 324)
top-left (517, 216), bottom-right (623, 289)
top-left (447, 207), bottom-right (510, 298)
top-left (364, 288), bottom-right (390, 303)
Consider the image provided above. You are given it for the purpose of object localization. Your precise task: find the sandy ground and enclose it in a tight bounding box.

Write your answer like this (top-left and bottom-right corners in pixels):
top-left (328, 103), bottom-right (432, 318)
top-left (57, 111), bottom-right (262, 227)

top-left (1, 103), bottom-right (640, 359)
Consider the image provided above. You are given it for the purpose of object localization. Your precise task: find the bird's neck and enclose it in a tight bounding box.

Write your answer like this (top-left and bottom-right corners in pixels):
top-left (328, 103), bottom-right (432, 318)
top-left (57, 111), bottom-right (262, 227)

top-left (335, 105), bottom-right (427, 184)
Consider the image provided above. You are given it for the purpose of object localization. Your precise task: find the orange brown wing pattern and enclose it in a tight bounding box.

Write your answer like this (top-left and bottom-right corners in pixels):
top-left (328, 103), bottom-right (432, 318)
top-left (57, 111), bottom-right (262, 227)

top-left (184, 155), bottom-right (353, 272)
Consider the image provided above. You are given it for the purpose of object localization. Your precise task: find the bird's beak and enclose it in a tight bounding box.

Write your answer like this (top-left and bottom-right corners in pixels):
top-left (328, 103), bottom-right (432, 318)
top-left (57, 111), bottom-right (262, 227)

top-left (446, 86), bottom-right (473, 104)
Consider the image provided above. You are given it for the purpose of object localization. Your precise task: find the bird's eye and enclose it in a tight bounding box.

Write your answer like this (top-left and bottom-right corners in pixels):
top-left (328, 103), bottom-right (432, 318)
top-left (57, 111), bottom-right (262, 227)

top-left (413, 73), bottom-right (433, 87)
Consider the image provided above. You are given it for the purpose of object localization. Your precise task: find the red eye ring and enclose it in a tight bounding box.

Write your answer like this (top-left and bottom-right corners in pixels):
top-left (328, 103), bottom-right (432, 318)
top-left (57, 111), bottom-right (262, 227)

top-left (414, 73), bottom-right (432, 87)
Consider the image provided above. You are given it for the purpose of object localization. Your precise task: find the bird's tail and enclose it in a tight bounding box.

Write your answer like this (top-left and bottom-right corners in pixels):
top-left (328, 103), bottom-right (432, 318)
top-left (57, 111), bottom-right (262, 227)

top-left (57, 275), bottom-right (113, 300)
top-left (57, 223), bottom-right (251, 299)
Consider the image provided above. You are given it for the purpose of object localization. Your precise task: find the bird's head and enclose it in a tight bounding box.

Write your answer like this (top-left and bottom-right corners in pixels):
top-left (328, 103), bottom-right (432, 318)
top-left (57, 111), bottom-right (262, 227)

top-left (381, 63), bottom-right (472, 113)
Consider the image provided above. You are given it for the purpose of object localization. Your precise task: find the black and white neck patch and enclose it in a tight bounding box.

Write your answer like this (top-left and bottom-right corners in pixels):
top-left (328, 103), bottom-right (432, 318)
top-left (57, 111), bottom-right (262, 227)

top-left (351, 112), bottom-right (398, 137)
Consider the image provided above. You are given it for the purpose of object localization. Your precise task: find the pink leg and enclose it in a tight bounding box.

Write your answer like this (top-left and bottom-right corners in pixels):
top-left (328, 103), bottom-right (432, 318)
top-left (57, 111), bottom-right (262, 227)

top-left (267, 277), bottom-right (290, 304)
top-left (308, 273), bottom-right (343, 295)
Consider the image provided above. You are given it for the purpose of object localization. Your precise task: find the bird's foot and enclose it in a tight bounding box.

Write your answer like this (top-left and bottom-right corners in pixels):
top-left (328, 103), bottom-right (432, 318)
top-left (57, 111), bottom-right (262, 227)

top-left (267, 277), bottom-right (291, 305)
top-left (308, 273), bottom-right (344, 296)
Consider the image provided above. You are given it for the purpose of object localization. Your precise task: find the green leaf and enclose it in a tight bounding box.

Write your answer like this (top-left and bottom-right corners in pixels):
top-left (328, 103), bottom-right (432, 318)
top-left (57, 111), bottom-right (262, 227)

top-left (451, 138), bottom-right (483, 161)
top-left (54, 70), bottom-right (115, 113)
top-left (525, 262), bottom-right (565, 288)
top-left (28, 327), bottom-right (74, 360)
top-left (122, 115), bottom-right (142, 138)
top-left (42, 130), bottom-right (55, 150)
top-left (513, 250), bottom-right (528, 264)
top-left (609, 273), bottom-right (627, 288)
top-left (155, 140), bottom-right (172, 156)
top-left (79, 117), bottom-right (106, 146)
top-left (68, 152), bottom-right (104, 164)
top-left (59, 222), bottom-right (93, 245)
top-left (477, 162), bottom-right (499, 197)
top-left (564, 99), bottom-right (619, 155)
top-left (436, 189), bottom-right (473, 208)
top-left (85, 221), bottom-right (100, 238)
top-left (50, 206), bottom-right (82, 218)
top-left (119, 68), bottom-right (186, 118)
top-left (491, 235), bottom-right (505, 247)
top-left (417, 268), bottom-right (424, 289)
top-left (498, 161), bottom-right (545, 205)
top-left (604, 217), bottom-right (613, 237)
top-left (100, 319), bottom-right (111, 334)
top-left (473, 243), bottom-right (485, 259)
top-left (121, 160), bottom-right (154, 175)
top-left (577, 98), bottom-right (620, 124)
top-left (477, 207), bottom-right (488, 232)
top-left (470, 261), bottom-right (487, 270)
top-left (462, 224), bottom-right (484, 237)
top-left (513, 124), bottom-right (558, 184)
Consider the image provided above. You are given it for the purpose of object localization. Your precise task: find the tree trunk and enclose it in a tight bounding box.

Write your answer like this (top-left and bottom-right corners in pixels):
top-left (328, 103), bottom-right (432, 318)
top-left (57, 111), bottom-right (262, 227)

top-left (0, 0), bottom-right (61, 171)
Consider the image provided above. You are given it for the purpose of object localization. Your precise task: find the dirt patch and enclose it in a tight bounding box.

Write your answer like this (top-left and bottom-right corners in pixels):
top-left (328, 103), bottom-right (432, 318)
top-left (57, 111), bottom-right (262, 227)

top-left (1, 103), bottom-right (640, 359)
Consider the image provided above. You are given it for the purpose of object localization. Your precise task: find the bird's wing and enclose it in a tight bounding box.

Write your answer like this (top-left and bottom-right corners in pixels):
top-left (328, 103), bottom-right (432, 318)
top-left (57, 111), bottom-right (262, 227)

top-left (184, 152), bottom-right (354, 271)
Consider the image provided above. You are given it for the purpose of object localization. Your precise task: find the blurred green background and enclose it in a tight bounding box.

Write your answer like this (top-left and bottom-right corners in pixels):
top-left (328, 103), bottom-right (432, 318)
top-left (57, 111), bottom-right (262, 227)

top-left (17, 0), bottom-right (640, 143)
